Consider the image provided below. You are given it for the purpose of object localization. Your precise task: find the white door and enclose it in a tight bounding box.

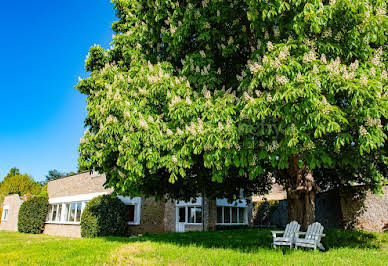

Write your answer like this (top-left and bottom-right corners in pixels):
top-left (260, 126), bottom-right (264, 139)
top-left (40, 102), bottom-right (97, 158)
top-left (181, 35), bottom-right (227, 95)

top-left (176, 207), bottom-right (186, 232)
top-left (176, 222), bottom-right (185, 232)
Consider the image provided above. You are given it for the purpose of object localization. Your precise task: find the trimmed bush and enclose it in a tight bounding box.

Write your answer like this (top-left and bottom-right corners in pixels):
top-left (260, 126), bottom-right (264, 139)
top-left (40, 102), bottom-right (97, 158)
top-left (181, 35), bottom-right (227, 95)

top-left (18, 196), bottom-right (48, 234)
top-left (216, 225), bottom-right (249, 231)
top-left (80, 195), bottom-right (127, 238)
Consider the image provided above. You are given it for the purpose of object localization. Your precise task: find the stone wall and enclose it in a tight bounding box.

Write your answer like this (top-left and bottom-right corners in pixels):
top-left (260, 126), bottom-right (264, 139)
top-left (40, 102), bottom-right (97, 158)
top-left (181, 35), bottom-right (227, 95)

top-left (0, 194), bottom-right (22, 232)
top-left (340, 186), bottom-right (388, 232)
top-left (128, 198), bottom-right (166, 235)
top-left (44, 224), bottom-right (81, 238)
top-left (163, 200), bottom-right (176, 232)
top-left (252, 186), bottom-right (388, 232)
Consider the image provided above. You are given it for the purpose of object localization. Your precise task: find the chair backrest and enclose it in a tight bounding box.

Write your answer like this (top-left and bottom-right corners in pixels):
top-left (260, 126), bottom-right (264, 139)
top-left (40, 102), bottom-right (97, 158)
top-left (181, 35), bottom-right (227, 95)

top-left (305, 222), bottom-right (324, 242)
top-left (284, 221), bottom-right (300, 238)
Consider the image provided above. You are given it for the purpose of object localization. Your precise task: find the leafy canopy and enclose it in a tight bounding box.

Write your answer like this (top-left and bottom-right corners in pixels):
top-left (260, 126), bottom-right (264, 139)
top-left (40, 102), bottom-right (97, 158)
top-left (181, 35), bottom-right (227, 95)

top-left (77, 0), bottom-right (387, 199)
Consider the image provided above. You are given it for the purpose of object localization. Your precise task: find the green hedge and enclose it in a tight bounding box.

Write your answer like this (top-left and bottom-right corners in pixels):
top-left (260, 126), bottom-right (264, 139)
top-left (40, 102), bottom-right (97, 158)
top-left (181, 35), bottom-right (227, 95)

top-left (18, 196), bottom-right (48, 234)
top-left (80, 195), bottom-right (128, 238)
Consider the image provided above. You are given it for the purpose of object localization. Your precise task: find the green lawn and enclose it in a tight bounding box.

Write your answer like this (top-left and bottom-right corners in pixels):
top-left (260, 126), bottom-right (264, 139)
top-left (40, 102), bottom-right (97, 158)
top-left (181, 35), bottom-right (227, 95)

top-left (0, 229), bottom-right (387, 265)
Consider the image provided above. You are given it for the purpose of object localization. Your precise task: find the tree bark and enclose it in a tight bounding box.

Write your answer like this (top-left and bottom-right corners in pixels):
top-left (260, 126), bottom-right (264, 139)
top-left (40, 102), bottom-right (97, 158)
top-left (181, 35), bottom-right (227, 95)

top-left (283, 155), bottom-right (319, 230)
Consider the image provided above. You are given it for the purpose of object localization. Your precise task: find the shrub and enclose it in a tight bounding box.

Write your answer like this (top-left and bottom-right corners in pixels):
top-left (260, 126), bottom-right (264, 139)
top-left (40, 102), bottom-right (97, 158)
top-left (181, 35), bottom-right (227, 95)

top-left (18, 196), bottom-right (48, 234)
top-left (80, 195), bottom-right (127, 238)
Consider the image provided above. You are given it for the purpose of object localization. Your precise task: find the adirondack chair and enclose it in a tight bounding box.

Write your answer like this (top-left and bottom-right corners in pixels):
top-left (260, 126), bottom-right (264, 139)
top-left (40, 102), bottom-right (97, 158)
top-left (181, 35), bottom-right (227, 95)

top-left (294, 222), bottom-right (326, 251)
top-left (272, 221), bottom-right (300, 248)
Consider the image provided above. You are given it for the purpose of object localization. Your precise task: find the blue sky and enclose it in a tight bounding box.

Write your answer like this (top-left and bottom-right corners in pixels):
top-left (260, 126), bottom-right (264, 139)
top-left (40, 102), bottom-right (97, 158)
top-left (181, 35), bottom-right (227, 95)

top-left (0, 1), bottom-right (115, 182)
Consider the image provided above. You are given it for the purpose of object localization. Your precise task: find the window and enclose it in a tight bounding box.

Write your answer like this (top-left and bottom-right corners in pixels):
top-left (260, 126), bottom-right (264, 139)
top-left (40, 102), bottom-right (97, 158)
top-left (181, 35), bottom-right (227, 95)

top-left (47, 201), bottom-right (87, 224)
top-left (2, 208), bottom-right (9, 221)
top-left (224, 207), bottom-right (231, 223)
top-left (217, 207), bottom-right (223, 223)
top-left (216, 206), bottom-right (247, 225)
top-left (177, 206), bottom-right (202, 224)
top-left (126, 205), bottom-right (135, 223)
top-left (178, 207), bottom-right (186, 223)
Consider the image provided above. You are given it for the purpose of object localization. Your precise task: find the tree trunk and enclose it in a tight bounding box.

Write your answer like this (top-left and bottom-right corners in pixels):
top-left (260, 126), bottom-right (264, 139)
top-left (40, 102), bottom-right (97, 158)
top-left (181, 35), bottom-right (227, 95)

top-left (284, 155), bottom-right (319, 230)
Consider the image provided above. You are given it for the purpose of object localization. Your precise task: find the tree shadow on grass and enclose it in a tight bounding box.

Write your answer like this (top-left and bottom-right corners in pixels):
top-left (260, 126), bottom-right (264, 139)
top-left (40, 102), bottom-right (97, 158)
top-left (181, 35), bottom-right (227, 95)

top-left (102, 228), bottom-right (385, 253)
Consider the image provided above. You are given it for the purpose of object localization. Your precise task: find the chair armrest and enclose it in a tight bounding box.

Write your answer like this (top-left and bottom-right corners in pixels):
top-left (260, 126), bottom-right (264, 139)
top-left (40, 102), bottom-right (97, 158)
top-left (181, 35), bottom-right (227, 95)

top-left (295, 232), bottom-right (306, 237)
top-left (271, 231), bottom-right (285, 237)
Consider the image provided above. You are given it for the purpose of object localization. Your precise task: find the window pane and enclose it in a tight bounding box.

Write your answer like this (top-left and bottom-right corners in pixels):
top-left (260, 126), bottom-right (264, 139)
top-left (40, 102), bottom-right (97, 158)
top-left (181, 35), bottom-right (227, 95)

top-left (3, 209), bottom-right (8, 220)
top-left (76, 203), bottom-right (82, 222)
top-left (195, 208), bottom-right (202, 223)
top-left (224, 207), bottom-right (231, 223)
top-left (70, 203), bottom-right (76, 222)
top-left (47, 205), bottom-right (52, 221)
top-left (52, 205), bottom-right (58, 221)
top-left (188, 207), bottom-right (195, 223)
top-left (217, 207), bottom-right (223, 223)
top-left (65, 204), bottom-right (71, 222)
top-left (57, 205), bottom-right (62, 222)
top-left (239, 208), bottom-right (245, 223)
top-left (178, 207), bottom-right (185, 223)
top-left (126, 205), bottom-right (135, 222)
top-left (232, 207), bottom-right (237, 223)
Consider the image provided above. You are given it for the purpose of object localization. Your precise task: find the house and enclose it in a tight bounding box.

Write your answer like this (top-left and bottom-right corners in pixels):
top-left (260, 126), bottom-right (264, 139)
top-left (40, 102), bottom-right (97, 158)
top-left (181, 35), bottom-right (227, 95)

top-left (1, 172), bottom-right (252, 237)
top-left (0, 194), bottom-right (23, 232)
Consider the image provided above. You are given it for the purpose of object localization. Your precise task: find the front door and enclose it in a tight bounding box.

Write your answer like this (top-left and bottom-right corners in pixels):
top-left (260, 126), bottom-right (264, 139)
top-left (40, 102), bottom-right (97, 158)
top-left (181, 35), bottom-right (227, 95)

top-left (176, 207), bottom-right (186, 232)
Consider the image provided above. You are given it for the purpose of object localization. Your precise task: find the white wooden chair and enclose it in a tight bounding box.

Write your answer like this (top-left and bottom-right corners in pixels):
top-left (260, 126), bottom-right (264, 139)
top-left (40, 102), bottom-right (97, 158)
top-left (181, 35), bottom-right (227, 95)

top-left (272, 221), bottom-right (300, 248)
top-left (294, 222), bottom-right (326, 251)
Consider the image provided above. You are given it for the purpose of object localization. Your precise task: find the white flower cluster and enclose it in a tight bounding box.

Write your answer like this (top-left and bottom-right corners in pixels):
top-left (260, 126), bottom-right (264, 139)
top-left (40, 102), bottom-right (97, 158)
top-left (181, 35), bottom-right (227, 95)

top-left (321, 28), bottom-right (332, 38)
top-left (106, 115), bottom-right (118, 124)
top-left (376, 7), bottom-right (386, 17)
top-left (139, 117), bottom-right (149, 130)
top-left (276, 74), bottom-right (289, 85)
top-left (365, 117), bottom-right (383, 128)
top-left (267, 41), bottom-right (274, 51)
top-left (248, 60), bottom-right (263, 73)
top-left (303, 48), bottom-right (316, 63)
top-left (360, 74), bottom-right (368, 86)
top-left (359, 125), bottom-right (368, 136)
top-left (172, 155), bottom-right (178, 164)
top-left (326, 57), bottom-right (341, 76)
top-left (267, 140), bottom-right (279, 152)
top-left (370, 47), bottom-right (383, 66)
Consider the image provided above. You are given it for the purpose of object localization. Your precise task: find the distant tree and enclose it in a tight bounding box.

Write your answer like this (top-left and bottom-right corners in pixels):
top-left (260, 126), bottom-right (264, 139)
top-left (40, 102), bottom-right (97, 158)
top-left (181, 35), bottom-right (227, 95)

top-left (0, 168), bottom-right (41, 201)
top-left (41, 169), bottom-right (80, 185)
top-left (44, 170), bottom-right (67, 183)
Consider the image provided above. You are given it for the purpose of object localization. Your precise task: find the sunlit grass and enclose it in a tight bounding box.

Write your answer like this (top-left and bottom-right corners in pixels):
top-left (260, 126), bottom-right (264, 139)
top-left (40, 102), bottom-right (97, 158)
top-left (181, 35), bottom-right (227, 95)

top-left (0, 229), bottom-right (387, 265)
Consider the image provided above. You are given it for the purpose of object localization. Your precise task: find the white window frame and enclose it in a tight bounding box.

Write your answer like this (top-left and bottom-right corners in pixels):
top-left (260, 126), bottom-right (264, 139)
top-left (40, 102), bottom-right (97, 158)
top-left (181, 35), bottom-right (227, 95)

top-left (176, 204), bottom-right (203, 225)
top-left (216, 198), bottom-right (248, 225)
top-left (1, 206), bottom-right (9, 221)
top-left (118, 196), bottom-right (141, 225)
top-left (216, 206), bottom-right (248, 225)
top-left (46, 201), bottom-right (87, 225)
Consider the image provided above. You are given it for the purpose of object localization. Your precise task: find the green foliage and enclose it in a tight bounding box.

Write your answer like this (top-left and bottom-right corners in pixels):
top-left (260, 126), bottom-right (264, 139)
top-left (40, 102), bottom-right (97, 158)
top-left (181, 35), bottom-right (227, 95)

top-left (0, 168), bottom-right (41, 204)
top-left (253, 200), bottom-right (280, 225)
top-left (77, 0), bottom-right (387, 202)
top-left (18, 196), bottom-right (49, 234)
top-left (80, 195), bottom-right (128, 238)
top-left (0, 206), bottom-right (2, 223)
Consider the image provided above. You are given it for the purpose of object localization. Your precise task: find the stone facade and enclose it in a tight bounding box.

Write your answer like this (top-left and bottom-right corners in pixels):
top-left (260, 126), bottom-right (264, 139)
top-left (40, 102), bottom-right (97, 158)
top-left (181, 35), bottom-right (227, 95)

top-left (0, 194), bottom-right (22, 232)
top-left (340, 186), bottom-right (388, 233)
top-left (252, 185), bottom-right (388, 232)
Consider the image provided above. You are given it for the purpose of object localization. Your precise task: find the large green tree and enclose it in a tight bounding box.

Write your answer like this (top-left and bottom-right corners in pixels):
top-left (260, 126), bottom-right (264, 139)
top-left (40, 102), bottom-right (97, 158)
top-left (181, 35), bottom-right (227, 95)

top-left (77, 0), bottom-right (387, 228)
top-left (0, 168), bottom-right (42, 203)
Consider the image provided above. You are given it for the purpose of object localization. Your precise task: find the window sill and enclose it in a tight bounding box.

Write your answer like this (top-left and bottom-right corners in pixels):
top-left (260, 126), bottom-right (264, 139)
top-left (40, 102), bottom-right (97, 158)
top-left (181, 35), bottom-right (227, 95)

top-left (184, 223), bottom-right (203, 225)
top-left (45, 221), bottom-right (81, 225)
top-left (127, 222), bottom-right (140, 225)
top-left (216, 223), bottom-right (248, 225)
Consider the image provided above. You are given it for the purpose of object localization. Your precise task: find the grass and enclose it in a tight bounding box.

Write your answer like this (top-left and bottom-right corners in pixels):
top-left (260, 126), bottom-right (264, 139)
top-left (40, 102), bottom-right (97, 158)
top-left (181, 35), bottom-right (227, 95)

top-left (0, 229), bottom-right (387, 265)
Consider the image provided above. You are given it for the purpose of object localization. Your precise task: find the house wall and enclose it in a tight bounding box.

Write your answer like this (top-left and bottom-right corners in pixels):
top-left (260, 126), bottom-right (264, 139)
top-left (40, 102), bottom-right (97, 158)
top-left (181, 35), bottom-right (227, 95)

top-left (45, 172), bottom-right (112, 238)
top-left (47, 172), bottom-right (112, 198)
top-left (252, 186), bottom-right (388, 232)
top-left (0, 194), bottom-right (22, 232)
top-left (340, 186), bottom-right (388, 232)
top-left (128, 198), bottom-right (166, 235)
